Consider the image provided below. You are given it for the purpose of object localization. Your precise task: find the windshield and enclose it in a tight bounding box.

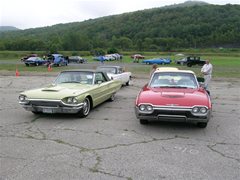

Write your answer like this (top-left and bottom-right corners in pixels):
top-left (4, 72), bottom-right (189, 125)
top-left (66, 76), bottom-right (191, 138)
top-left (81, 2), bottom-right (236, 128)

top-left (150, 72), bottom-right (198, 89)
top-left (54, 71), bottom-right (94, 85)
top-left (97, 67), bottom-right (116, 74)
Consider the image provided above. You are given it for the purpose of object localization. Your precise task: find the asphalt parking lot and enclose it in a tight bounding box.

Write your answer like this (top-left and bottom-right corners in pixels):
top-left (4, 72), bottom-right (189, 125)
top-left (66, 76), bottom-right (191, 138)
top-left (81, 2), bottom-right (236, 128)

top-left (0, 74), bottom-right (239, 180)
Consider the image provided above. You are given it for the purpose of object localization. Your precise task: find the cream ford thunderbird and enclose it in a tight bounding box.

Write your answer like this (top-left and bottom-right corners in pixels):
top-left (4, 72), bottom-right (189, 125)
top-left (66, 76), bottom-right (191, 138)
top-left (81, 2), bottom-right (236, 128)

top-left (19, 70), bottom-right (122, 117)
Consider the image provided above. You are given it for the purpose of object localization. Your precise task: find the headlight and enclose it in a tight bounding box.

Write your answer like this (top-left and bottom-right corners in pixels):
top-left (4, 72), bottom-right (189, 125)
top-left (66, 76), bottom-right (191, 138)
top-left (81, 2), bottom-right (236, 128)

top-left (19, 95), bottom-right (28, 102)
top-left (139, 105), bottom-right (145, 111)
top-left (19, 95), bottom-right (29, 104)
top-left (192, 106), bottom-right (208, 115)
top-left (139, 104), bottom-right (153, 113)
top-left (19, 95), bottom-right (26, 101)
top-left (146, 105), bottom-right (153, 111)
top-left (192, 107), bottom-right (199, 113)
top-left (200, 107), bottom-right (207, 114)
top-left (66, 97), bottom-right (78, 104)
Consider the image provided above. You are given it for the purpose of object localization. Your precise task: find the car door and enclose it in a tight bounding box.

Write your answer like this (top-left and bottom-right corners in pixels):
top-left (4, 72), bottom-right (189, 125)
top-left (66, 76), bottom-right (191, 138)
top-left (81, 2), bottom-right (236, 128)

top-left (118, 68), bottom-right (128, 83)
top-left (92, 72), bottom-right (111, 106)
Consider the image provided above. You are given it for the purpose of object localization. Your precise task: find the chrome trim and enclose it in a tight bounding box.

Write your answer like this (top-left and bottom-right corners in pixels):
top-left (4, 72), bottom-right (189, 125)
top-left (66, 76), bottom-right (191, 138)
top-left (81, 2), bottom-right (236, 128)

top-left (138, 103), bottom-right (154, 114)
top-left (27, 98), bottom-right (61, 102)
top-left (137, 104), bottom-right (209, 116)
top-left (20, 98), bottom-right (84, 107)
top-left (61, 101), bottom-right (84, 107)
top-left (22, 104), bottom-right (83, 114)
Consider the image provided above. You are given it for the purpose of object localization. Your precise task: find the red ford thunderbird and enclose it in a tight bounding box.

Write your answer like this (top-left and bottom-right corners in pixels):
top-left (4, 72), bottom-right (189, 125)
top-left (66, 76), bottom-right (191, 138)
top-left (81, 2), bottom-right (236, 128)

top-left (135, 67), bottom-right (212, 128)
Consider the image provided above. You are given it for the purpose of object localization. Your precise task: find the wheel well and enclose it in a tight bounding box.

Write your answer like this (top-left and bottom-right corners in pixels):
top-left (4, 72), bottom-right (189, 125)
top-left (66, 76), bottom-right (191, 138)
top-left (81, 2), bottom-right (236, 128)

top-left (86, 95), bottom-right (93, 109)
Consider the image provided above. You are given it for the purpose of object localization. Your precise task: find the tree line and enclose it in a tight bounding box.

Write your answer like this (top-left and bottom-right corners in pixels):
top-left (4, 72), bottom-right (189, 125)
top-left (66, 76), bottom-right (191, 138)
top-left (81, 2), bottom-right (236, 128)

top-left (0, 4), bottom-right (239, 52)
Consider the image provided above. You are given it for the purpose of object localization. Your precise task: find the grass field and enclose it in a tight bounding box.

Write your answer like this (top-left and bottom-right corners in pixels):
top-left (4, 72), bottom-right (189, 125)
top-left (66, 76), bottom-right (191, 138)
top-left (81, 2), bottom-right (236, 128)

top-left (0, 51), bottom-right (239, 78)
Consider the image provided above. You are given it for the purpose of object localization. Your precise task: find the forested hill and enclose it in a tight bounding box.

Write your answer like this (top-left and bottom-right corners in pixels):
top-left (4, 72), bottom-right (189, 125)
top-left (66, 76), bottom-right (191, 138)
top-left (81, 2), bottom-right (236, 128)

top-left (0, 4), bottom-right (239, 51)
top-left (0, 26), bottom-right (20, 32)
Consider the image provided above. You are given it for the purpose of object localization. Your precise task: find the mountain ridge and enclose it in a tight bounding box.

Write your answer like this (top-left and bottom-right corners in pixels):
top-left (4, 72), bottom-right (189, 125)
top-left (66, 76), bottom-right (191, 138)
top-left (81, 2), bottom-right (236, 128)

top-left (0, 3), bottom-right (239, 51)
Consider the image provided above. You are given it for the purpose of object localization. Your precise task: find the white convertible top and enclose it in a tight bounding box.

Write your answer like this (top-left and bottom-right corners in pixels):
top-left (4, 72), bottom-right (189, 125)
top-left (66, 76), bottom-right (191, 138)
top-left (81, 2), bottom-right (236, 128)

top-left (155, 67), bottom-right (195, 74)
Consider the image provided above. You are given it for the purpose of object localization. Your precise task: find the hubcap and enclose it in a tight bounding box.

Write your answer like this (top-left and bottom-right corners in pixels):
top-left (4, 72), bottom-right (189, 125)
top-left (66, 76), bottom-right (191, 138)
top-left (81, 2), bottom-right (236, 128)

top-left (83, 99), bottom-right (90, 115)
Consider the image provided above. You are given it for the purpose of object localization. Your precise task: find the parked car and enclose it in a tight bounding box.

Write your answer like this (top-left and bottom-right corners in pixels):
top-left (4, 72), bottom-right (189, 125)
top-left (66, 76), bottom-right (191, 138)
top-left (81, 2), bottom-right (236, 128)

top-left (135, 67), bottom-right (212, 128)
top-left (21, 54), bottom-right (37, 61)
top-left (96, 65), bottom-right (132, 86)
top-left (24, 57), bottom-right (48, 66)
top-left (131, 54), bottom-right (145, 59)
top-left (47, 54), bottom-right (68, 66)
top-left (18, 70), bottom-right (122, 117)
top-left (93, 56), bottom-right (106, 61)
top-left (68, 56), bottom-right (87, 63)
top-left (175, 58), bottom-right (187, 65)
top-left (131, 54), bottom-right (145, 63)
top-left (175, 56), bottom-right (206, 67)
top-left (142, 58), bottom-right (171, 65)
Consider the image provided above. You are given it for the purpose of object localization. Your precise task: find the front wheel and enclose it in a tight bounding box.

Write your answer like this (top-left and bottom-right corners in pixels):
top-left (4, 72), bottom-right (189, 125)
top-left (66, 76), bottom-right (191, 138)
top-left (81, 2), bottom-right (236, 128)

top-left (78, 98), bottom-right (91, 117)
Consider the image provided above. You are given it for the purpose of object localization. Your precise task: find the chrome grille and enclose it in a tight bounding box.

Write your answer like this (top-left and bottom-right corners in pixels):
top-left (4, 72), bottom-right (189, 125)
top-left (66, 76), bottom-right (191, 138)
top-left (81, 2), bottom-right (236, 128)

top-left (30, 101), bottom-right (61, 107)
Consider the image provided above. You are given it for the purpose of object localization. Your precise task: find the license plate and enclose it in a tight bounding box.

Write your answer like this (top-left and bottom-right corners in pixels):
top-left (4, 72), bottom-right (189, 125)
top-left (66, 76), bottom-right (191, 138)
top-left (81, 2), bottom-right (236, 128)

top-left (43, 108), bottom-right (53, 113)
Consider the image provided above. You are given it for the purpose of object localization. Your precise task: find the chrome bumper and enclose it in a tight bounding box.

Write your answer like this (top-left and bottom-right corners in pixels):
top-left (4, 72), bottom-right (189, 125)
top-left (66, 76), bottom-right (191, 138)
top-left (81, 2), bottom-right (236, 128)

top-left (22, 104), bottom-right (83, 114)
top-left (135, 107), bottom-right (210, 123)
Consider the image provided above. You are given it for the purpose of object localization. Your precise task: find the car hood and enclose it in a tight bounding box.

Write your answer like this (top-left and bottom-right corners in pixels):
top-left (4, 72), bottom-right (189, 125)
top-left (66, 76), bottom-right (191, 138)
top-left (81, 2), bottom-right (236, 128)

top-left (137, 86), bottom-right (210, 107)
top-left (21, 83), bottom-right (93, 100)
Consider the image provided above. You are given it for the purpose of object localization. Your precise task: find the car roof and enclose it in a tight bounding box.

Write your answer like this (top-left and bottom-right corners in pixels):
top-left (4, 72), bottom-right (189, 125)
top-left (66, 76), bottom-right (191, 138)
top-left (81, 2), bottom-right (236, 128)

top-left (155, 67), bottom-right (195, 74)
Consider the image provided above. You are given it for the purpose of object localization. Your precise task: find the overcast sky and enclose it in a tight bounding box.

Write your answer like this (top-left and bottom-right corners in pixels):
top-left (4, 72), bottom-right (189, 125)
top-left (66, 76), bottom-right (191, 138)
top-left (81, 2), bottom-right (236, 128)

top-left (0, 0), bottom-right (239, 29)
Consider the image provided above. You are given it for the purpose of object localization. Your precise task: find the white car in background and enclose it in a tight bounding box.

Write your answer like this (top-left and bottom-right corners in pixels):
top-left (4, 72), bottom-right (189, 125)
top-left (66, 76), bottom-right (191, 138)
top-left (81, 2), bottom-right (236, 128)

top-left (104, 54), bottom-right (115, 61)
top-left (96, 66), bottom-right (132, 86)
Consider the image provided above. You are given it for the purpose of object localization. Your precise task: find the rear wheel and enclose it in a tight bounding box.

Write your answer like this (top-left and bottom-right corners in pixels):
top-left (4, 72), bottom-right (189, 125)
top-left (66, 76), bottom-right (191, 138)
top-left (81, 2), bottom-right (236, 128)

top-left (140, 119), bottom-right (148, 125)
top-left (78, 98), bottom-right (91, 117)
top-left (197, 122), bottom-right (207, 128)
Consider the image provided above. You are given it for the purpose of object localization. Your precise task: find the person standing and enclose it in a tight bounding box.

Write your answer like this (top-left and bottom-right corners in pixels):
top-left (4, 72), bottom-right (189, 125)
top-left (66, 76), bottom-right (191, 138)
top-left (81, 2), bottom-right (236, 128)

top-left (150, 64), bottom-right (158, 78)
top-left (201, 59), bottom-right (213, 90)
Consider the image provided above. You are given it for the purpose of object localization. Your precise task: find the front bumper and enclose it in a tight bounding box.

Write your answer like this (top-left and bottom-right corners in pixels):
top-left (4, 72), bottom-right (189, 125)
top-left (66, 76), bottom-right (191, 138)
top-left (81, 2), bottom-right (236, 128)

top-left (20, 99), bottom-right (83, 114)
top-left (135, 106), bottom-right (211, 123)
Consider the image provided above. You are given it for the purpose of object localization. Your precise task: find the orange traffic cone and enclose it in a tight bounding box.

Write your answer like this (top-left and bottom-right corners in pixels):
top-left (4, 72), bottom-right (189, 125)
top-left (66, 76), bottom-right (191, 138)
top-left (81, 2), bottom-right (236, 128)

top-left (15, 68), bottom-right (20, 77)
top-left (48, 64), bottom-right (52, 72)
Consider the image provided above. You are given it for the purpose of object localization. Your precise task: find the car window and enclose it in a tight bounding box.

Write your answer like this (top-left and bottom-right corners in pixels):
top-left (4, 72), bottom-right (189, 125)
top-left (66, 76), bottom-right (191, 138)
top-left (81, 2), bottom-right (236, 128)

top-left (94, 72), bottom-right (107, 84)
top-left (150, 72), bottom-right (197, 88)
top-left (54, 71), bottom-right (93, 85)
top-left (118, 68), bottom-right (123, 74)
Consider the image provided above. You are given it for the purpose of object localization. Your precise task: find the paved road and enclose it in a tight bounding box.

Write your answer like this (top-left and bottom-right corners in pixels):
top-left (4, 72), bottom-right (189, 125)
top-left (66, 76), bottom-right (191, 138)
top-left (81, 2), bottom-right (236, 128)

top-left (0, 75), bottom-right (239, 180)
